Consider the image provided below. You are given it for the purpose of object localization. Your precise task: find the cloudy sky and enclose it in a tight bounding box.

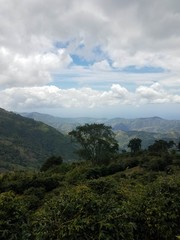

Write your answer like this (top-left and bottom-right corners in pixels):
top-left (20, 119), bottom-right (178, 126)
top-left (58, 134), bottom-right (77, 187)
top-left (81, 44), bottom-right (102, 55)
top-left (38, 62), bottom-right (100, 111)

top-left (0, 0), bottom-right (180, 119)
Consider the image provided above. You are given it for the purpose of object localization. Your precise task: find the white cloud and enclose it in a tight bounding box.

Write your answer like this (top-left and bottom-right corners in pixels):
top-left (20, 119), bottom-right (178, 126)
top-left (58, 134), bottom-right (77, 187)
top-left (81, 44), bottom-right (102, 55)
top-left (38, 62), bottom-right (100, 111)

top-left (0, 0), bottom-right (179, 117)
top-left (136, 83), bottom-right (180, 104)
top-left (0, 47), bottom-right (72, 88)
top-left (1, 0), bottom-right (180, 67)
top-left (91, 60), bottom-right (111, 71)
top-left (0, 84), bottom-right (179, 112)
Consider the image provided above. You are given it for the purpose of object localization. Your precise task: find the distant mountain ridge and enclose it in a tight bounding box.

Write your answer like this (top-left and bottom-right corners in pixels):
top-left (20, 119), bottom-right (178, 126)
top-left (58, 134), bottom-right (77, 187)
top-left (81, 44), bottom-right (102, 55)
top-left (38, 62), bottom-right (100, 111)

top-left (21, 112), bottom-right (180, 150)
top-left (20, 112), bottom-right (106, 134)
top-left (0, 108), bottom-right (76, 171)
top-left (107, 117), bottom-right (180, 133)
top-left (21, 112), bottom-right (180, 134)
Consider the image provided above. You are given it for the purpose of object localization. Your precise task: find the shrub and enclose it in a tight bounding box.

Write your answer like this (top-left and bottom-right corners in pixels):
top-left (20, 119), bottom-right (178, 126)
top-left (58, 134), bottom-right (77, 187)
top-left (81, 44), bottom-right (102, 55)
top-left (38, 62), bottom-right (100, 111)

top-left (40, 156), bottom-right (63, 172)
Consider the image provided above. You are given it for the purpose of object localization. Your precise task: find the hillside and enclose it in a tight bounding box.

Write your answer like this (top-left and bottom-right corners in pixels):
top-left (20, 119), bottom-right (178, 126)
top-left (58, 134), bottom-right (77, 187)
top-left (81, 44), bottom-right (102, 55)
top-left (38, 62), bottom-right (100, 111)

top-left (21, 112), bottom-right (180, 150)
top-left (0, 108), bottom-right (76, 171)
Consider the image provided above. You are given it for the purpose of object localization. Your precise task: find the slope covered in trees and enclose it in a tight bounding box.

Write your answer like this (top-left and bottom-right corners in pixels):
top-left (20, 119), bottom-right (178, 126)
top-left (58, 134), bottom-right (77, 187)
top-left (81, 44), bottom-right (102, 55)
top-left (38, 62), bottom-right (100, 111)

top-left (0, 108), bottom-right (76, 171)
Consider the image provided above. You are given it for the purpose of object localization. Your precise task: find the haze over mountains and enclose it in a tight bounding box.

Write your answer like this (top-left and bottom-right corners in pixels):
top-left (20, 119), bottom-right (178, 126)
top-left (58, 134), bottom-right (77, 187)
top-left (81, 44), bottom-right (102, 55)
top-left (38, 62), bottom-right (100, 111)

top-left (21, 112), bottom-right (180, 150)
top-left (21, 112), bottom-right (180, 133)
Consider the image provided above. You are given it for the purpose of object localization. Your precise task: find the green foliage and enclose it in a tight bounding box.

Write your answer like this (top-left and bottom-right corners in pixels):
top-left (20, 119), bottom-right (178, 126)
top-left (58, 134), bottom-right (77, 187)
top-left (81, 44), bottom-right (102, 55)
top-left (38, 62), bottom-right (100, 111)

top-left (65, 162), bottom-right (90, 184)
top-left (1, 151), bottom-right (180, 239)
top-left (0, 191), bottom-right (28, 240)
top-left (69, 123), bottom-right (119, 165)
top-left (144, 155), bottom-right (172, 171)
top-left (87, 177), bottom-right (117, 195)
top-left (0, 171), bottom-right (59, 193)
top-left (40, 155), bottom-right (63, 171)
top-left (31, 185), bottom-right (135, 240)
top-left (141, 176), bottom-right (180, 239)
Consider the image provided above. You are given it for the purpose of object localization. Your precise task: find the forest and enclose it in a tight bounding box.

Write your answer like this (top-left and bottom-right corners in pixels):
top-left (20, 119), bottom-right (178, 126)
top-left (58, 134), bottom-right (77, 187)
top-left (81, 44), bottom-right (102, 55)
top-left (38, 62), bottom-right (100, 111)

top-left (0, 123), bottom-right (180, 240)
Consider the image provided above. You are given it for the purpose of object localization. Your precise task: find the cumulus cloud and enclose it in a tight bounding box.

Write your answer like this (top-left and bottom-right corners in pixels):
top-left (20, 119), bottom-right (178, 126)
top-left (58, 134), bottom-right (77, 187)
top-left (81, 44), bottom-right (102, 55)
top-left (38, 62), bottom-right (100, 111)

top-left (0, 84), bottom-right (179, 112)
top-left (0, 85), bottom-right (126, 110)
top-left (0, 48), bottom-right (72, 88)
top-left (136, 83), bottom-right (180, 104)
top-left (91, 60), bottom-right (111, 71)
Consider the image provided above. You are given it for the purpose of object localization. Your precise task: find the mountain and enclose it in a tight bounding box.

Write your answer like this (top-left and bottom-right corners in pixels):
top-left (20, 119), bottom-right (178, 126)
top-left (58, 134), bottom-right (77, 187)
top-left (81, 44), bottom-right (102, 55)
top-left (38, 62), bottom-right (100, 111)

top-left (107, 117), bottom-right (180, 149)
top-left (21, 113), bottom-right (180, 134)
top-left (21, 112), bottom-right (106, 134)
top-left (21, 112), bottom-right (180, 150)
top-left (107, 117), bottom-right (180, 133)
top-left (0, 108), bottom-right (76, 171)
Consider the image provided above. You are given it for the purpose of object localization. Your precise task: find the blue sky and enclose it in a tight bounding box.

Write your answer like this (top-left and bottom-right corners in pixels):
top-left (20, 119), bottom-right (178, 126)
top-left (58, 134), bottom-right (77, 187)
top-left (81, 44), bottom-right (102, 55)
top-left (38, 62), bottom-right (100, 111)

top-left (0, 0), bottom-right (179, 119)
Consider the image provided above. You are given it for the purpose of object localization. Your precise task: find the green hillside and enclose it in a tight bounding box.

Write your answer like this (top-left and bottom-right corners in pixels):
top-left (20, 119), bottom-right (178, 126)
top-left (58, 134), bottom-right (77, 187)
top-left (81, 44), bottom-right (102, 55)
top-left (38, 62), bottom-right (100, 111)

top-left (0, 108), bottom-right (76, 171)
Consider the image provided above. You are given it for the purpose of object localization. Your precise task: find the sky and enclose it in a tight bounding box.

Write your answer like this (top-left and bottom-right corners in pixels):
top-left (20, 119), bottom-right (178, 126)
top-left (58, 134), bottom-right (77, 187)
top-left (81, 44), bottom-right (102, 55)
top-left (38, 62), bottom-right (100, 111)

top-left (0, 0), bottom-right (180, 119)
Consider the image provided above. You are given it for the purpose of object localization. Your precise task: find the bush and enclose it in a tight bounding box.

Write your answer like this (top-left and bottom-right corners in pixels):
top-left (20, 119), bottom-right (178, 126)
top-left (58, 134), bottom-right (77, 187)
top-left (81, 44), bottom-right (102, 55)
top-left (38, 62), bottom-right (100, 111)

top-left (31, 186), bottom-right (135, 240)
top-left (40, 156), bottom-right (63, 172)
top-left (147, 156), bottom-right (172, 171)
top-left (0, 191), bottom-right (28, 240)
top-left (88, 178), bottom-right (117, 195)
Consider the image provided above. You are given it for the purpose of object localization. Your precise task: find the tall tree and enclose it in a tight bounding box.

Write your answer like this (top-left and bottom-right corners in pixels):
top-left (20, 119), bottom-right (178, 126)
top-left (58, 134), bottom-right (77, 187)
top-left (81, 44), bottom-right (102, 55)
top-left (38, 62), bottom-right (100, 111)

top-left (128, 138), bottom-right (142, 154)
top-left (69, 123), bottom-right (119, 164)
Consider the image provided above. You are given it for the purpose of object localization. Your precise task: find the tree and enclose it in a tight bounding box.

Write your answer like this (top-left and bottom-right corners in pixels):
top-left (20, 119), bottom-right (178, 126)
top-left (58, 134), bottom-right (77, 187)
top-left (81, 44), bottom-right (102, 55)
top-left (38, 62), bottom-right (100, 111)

top-left (69, 123), bottom-right (119, 165)
top-left (128, 138), bottom-right (142, 154)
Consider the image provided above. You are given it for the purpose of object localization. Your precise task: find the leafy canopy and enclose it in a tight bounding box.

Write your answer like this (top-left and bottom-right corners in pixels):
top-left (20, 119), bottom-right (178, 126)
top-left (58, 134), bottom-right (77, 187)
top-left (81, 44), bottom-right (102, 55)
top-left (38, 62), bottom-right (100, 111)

top-left (69, 123), bottom-right (119, 164)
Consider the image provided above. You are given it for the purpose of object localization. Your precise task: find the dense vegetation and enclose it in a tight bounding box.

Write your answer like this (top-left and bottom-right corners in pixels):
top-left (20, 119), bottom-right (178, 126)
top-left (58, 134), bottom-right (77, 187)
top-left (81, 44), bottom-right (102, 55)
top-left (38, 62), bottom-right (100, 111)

top-left (0, 108), bottom-right (76, 171)
top-left (1, 148), bottom-right (180, 239)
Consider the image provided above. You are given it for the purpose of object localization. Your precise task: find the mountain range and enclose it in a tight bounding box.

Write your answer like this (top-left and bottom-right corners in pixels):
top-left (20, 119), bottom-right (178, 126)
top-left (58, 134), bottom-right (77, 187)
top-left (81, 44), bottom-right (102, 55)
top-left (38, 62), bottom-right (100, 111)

top-left (21, 112), bottom-right (180, 150)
